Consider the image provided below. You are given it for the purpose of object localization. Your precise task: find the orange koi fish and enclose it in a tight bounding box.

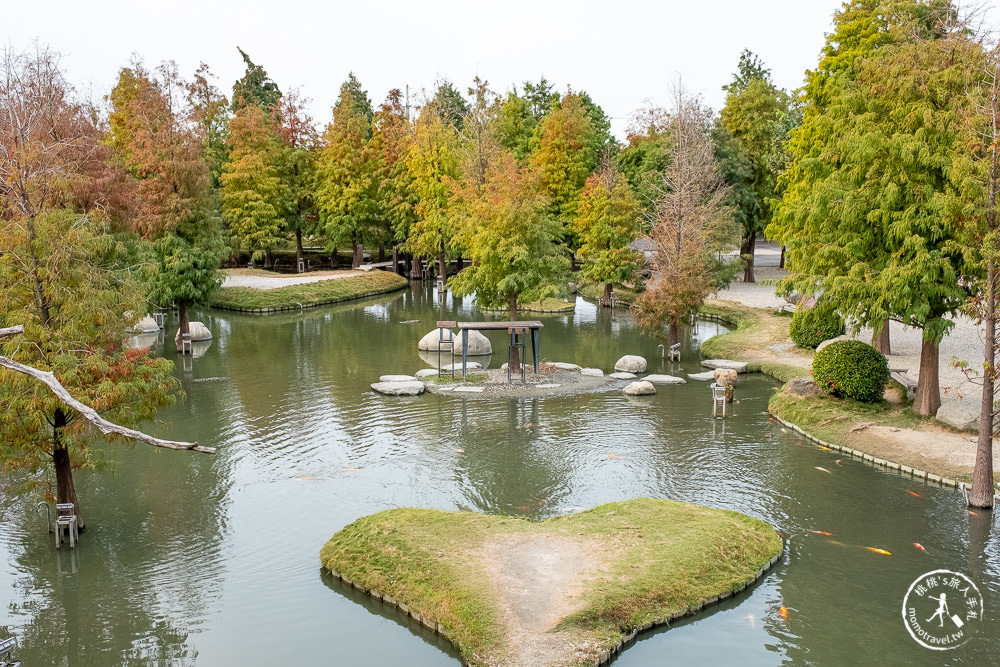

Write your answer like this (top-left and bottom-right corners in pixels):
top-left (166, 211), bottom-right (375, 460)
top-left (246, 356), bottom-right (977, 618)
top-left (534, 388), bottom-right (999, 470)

top-left (865, 547), bottom-right (892, 556)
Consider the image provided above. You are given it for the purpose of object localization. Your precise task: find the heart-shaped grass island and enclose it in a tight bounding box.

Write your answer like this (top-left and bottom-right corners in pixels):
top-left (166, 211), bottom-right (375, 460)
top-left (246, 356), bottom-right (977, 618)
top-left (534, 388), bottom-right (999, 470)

top-left (320, 498), bottom-right (783, 666)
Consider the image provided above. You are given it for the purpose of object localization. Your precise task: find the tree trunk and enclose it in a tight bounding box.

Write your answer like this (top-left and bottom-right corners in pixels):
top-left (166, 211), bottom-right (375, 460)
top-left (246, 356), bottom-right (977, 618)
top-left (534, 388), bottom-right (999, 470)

top-left (509, 294), bottom-right (521, 373)
top-left (741, 231), bottom-right (757, 284)
top-left (352, 242), bottom-right (364, 269)
top-left (53, 408), bottom-right (84, 530)
top-left (331, 250), bottom-right (339, 269)
top-left (457, 255), bottom-right (464, 271)
top-left (669, 315), bottom-right (680, 346)
top-left (779, 245), bottom-right (786, 269)
top-left (264, 250), bottom-right (273, 269)
top-left (176, 300), bottom-right (190, 353)
top-left (295, 229), bottom-right (304, 271)
top-left (410, 255), bottom-right (423, 280)
top-left (378, 243), bottom-right (385, 262)
top-left (392, 245), bottom-right (399, 275)
top-left (971, 261), bottom-right (996, 508)
top-left (438, 250), bottom-right (446, 281)
top-left (872, 320), bottom-right (891, 356)
top-left (913, 336), bottom-right (941, 416)
top-left (602, 283), bottom-right (613, 308)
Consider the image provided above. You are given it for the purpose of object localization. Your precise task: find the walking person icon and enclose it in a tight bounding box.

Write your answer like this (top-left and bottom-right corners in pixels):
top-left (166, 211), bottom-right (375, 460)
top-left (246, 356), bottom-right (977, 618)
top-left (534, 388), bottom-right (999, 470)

top-left (927, 593), bottom-right (949, 628)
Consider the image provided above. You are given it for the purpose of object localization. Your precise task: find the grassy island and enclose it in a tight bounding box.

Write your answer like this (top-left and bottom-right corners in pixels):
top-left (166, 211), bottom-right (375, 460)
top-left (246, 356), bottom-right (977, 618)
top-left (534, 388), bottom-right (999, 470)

top-left (210, 271), bottom-right (407, 312)
top-left (320, 498), bottom-right (782, 666)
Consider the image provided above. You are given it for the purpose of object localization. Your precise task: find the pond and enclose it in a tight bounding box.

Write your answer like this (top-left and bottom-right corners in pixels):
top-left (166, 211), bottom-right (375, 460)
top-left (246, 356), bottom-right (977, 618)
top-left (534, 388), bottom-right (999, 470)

top-left (1, 283), bottom-right (997, 665)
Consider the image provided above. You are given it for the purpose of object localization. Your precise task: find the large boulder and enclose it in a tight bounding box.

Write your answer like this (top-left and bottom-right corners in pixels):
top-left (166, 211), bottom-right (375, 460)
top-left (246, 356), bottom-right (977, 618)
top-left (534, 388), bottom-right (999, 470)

top-left (418, 328), bottom-right (455, 351)
top-left (784, 377), bottom-right (820, 398)
top-left (936, 401), bottom-right (981, 432)
top-left (372, 380), bottom-right (425, 396)
top-left (133, 315), bottom-right (160, 334)
top-left (614, 355), bottom-right (647, 373)
top-left (175, 321), bottom-right (212, 342)
top-left (455, 330), bottom-right (492, 356)
top-left (623, 381), bottom-right (656, 396)
top-left (713, 369), bottom-right (738, 386)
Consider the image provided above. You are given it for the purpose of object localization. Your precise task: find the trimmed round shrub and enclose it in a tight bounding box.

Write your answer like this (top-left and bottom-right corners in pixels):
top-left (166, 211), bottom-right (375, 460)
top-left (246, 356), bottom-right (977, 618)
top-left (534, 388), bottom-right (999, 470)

top-left (812, 339), bottom-right (890, 403)
top-left (790, 303), bottom-right (845, 349)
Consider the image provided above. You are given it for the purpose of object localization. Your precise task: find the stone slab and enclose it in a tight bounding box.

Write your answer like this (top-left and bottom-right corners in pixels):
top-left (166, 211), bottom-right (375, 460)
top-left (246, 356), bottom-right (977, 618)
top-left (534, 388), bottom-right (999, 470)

top-left (371, 380), bottom-right (425, 396)
top-left (687, 371), bottom-right (717, 381)
top-left (549, 362), bottom-right (581, 371)
top-left (701, 359), bottom-right (748, 372)
top-left (380, 374), bottom-right (417, 383)
top-left (535, 383), bottom-right (561, 389)
top-left (453, 386), bottom-right (485, 393)
top-left (581, 368), bottom-right (604, 377)
top-left (610, 372), bottom-right (637, 380)
top-left (643, 374), bottom-right (687, 384)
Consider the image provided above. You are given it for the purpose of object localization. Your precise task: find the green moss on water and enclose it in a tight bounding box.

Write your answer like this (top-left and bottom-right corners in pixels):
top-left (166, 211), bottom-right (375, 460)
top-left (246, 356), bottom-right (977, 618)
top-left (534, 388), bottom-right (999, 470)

top-left (319, 498), bottom-right (781, 666)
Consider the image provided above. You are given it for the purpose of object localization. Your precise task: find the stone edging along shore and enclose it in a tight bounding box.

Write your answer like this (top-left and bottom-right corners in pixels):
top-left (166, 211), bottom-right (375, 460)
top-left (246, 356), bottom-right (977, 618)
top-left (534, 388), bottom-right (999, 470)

top-left (326, 545), bottom-right (786, 666)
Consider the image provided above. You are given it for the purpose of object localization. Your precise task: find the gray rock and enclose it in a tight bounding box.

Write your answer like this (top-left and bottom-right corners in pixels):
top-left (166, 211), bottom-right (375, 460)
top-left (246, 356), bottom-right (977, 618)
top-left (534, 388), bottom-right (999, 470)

top-left (687, 371), bottom-right (717, 381)
top-left (644, 374), bottom-right (687, 384)
top-left (623, 381), bottom-right (656, 395)
top-left (549, 362), bottom-right (582, 371)
top-left (816, 334), bottom-right (854, 353)
top-left (535, 383), bottom-right (561, 389)
top-left (372, 380), bottom-right (425, 396)
top-left (454, 329), bottom-right (493, 356)
top-left (417, 328), bottom-right (455, 352)
top-left (174, 321), bottom-right (212, 342)
top-left (581, 368), bottom-right (605, 377)
top-left (454, 386), bottom-right (484, 393)
top-left (441, 361), bottom-right (483, 372)
top-left (380, 374), bottom-right (417, 382)
top-left (936, 401), bottom-right (981, 432)
top-left (414, 369), bottom-right (439, 379)
top-left (614, 355), bottom-right (647, 373)
top-left (610, 372), bottom-right (637, 380)
top-left (785, 377), bottom-right (820, 397)
top-left (701, 359), bottom-right (747, 372)
top-left (133, 315), bottom-right (160, 334)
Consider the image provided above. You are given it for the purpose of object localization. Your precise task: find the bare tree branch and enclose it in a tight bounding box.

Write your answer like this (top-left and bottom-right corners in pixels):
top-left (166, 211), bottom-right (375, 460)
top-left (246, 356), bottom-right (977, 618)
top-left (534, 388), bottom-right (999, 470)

top-left (0, 324), bottom-right (213, 454)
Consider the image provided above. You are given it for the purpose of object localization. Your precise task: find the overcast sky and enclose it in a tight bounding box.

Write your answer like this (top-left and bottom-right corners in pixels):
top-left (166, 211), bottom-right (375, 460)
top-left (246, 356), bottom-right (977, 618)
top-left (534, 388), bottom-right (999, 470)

top-left (7, 1), bottom-right (1000, 139)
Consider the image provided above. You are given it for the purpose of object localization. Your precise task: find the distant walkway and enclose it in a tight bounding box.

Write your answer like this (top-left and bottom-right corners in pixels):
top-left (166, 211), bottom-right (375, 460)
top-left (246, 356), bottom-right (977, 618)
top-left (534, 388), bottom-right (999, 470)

top-left (221, 269), bottom-right (365, 291)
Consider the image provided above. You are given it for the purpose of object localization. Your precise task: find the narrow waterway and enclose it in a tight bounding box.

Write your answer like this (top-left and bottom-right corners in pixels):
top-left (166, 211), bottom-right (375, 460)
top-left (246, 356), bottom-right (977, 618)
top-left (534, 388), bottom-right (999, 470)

top-left (0, 284), bottom-right (996, 665)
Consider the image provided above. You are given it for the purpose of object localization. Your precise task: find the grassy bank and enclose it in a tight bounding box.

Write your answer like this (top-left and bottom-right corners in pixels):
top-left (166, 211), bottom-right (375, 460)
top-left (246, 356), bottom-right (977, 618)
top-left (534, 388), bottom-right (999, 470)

top-left (579, 283), bottom-right (641, 305)
top-left (320, 498), bottom-right (781, 666)
top-left (698, 301), bottom-right (811, 383)
top-left (481, 297), bottom-right (575, 314)
top-left (210, 271), bottom-right (407, 312)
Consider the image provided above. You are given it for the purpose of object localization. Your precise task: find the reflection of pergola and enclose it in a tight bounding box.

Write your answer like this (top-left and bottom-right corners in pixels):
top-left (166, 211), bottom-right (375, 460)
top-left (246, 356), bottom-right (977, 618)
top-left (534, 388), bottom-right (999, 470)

top-left (457, 321), bottom-right (543, 380)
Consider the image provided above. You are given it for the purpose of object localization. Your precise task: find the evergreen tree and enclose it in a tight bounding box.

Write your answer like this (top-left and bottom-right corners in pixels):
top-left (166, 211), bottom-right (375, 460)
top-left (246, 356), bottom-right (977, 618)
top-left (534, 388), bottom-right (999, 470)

top-left (231, 47), bottom-right (282, 113)
top-left (429, 79), bottom-right (469, 131)
top-left (368, 89), bottom-right (417, 263)
top-left (573, 164), bottom-right (644, 307)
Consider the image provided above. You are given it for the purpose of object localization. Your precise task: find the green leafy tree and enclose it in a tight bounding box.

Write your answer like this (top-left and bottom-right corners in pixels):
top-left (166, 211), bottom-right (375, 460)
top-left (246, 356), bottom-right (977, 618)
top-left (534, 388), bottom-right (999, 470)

top-left (405, 104), bottom-right (461, 279)
top-left (0, 46), bottom-right (179, 525)
top-left (617, 105), bottom-right (672, 213)
top-left (337, 72), bottom-right (374, 134)
top-left (523, 77), bottom-right (559, 119)
top-left (231, 47), bottom-right (282, 113)
top-left (429, 79), bottom-right (469, 131)
top-left (718, 51), bottom-right (797, 283)
top-left (315, 85), bottom-right (377, 268)
top-left (450, 152), bottom-right (570, 367)
top-left (530, 92), bottom-right (597, 252)
top-left (108, 61), bottom-right (227, 348)
top-left (769, 0), bottom-right (976, 416)
top-left (221, 104), bottom-right (284, 265)
top-left (275, 90), bottom-right (320, 268)
top-left (494, 89), bottom-right (537, 163)
top-left (187, 63), bottom-right (230, 189)
top-left (368, 89), bottom-right (417, 268)
top-left (573, 164), bottom-right (643, 306)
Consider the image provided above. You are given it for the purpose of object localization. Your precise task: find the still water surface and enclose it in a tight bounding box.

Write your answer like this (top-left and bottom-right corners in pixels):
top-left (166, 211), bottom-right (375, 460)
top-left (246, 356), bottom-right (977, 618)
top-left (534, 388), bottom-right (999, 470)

top-left (1, 284), bottom-right (998, 665)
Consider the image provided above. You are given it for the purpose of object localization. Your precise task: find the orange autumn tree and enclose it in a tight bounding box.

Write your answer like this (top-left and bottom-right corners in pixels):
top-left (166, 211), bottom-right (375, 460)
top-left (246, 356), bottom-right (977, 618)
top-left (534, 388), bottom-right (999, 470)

top-left (633, 88), bottom-right (740, 345)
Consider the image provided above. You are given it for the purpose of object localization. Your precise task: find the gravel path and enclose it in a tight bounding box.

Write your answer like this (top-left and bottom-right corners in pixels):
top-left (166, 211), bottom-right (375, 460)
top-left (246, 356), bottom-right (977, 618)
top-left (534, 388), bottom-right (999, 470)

top-left (715, 245), bottom-right (985, 403)
top-left (221, 270), bottom-right (365, 290)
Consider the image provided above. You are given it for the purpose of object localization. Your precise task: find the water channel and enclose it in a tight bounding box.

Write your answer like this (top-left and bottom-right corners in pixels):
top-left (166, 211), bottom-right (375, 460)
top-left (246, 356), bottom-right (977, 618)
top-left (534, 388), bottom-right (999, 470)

top-left (1, 283), bottom-right (998, 665)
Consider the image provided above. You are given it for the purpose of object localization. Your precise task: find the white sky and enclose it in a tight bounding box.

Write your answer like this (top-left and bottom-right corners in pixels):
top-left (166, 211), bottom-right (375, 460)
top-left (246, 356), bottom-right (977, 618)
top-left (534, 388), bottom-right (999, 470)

top-left (6, 1), bottom-right (999, 139)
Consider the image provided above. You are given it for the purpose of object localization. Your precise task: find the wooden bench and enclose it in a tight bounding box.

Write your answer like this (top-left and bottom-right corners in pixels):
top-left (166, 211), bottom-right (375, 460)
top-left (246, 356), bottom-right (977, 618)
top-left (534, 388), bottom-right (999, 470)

top-left (888, 368), bottom-right (918, 399)
top-left (456, 321), bottom-right (544, 379)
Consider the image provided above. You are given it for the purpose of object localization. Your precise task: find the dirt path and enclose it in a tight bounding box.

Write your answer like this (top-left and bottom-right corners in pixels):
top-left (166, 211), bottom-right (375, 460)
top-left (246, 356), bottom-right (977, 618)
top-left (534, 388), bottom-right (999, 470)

top-left (479, 534), bottom-right (610, 666)
top-left (221, 268), bottom-right (365, 290)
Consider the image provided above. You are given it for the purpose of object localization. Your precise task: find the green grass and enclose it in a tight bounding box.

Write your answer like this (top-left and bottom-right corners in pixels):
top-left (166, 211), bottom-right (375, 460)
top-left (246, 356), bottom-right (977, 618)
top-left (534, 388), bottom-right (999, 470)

top-left (428, 372), bottom-right (487, 385)
top-left (319, 498), bottom-right (781, 666)
top-left (698, 302), bottom-right (811, 383)
top-left (210, 271), bottom-right (407, 311)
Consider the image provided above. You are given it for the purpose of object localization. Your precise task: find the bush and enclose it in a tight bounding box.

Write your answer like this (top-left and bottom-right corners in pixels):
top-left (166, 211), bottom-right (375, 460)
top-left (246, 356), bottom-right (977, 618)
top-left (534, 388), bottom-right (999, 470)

top-left (790, 302), bottom-right (845, 349)
top-left (812, 339), bottom-right (890, 403)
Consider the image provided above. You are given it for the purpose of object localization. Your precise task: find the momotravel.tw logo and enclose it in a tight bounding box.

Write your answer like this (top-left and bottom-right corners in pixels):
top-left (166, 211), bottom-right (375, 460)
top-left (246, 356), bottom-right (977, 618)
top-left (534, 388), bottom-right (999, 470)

top-left (902, 569), bottom-right (983, 650)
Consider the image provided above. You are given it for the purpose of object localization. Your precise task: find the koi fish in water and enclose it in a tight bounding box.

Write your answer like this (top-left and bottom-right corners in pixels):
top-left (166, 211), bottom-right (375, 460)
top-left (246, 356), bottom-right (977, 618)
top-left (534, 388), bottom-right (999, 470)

top-left (815, 467), bottom-right (831, 474)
